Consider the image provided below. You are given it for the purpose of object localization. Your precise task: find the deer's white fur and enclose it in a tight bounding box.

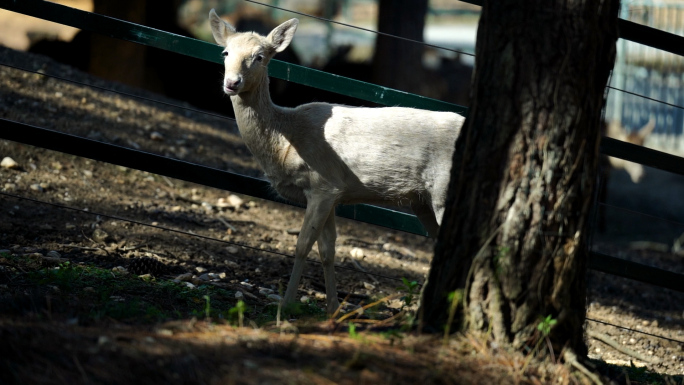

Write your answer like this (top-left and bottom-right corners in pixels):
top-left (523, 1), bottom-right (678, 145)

top-left (209, 10), bottom-right (464, 314)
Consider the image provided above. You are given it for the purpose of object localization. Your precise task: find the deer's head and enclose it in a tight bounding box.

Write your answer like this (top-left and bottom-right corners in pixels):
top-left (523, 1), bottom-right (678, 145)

top-left (209, 9), bottom-right (298, 96)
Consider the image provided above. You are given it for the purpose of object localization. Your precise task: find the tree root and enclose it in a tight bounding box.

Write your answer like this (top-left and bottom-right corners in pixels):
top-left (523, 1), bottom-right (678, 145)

top-left (563, 349), bottom-right (603, 385)
top-left (587, 330), bottom-right (660, 365)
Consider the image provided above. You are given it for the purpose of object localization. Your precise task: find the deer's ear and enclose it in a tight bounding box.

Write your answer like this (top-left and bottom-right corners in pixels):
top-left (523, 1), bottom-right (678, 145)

top-left (638, 117), bottom-right (656, 139)
top-left (209, 9), bottom-right (236, 46)
top-left (267, 19), bottom-right (299, 53)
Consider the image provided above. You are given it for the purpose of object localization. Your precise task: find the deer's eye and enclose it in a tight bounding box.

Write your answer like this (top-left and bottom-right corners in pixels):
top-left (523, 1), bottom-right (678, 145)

top-left (221, 51), bottom-right (229, 58)
top-left (255, 54), bottom-right (264, 62)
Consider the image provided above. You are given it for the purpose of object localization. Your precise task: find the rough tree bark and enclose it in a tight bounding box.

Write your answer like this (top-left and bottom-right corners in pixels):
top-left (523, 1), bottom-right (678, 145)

top-left (371, 0), bottom-right (428, 94)
top-left (418, 0), bottom-right (620, 356)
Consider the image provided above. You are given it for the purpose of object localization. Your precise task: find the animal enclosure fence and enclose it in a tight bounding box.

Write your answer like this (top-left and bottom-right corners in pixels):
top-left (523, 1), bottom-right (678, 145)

top-left (609, 0), bottom-right (684, 154)
top-left (0, 0), bottom-right (683, 302)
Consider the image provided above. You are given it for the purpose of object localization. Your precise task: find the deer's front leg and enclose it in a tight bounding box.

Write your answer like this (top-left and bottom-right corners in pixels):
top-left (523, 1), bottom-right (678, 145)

top-left (282, 194), bottom-right (336, 310)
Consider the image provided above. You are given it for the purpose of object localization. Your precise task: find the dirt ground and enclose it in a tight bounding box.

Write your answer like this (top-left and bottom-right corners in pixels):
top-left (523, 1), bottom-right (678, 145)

top-left (0, 46), bottom-right (682, 383)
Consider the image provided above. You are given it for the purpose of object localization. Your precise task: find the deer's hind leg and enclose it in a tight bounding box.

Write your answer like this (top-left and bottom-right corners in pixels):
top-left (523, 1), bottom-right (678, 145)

top-left (316, 209), bottom-right (339, 315)
top-left (411, 201), bottom-right (440, 238)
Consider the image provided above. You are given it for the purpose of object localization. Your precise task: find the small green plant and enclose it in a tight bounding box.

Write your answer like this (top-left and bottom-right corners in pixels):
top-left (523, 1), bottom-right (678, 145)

top-left (348, 322), bottom-right (358, 339)
top-left (521, 314), bottom-right (558, 373)
top-left (537, 314), bottom-right (557, 337)
top-left (443, 289), bottom-right (463, 344)
top-left (228, 300), bottom-right (247, 327)
top-left (397, 277), bottom-right (419, 309)
top-left (203, 295), bottom-right (211, 320)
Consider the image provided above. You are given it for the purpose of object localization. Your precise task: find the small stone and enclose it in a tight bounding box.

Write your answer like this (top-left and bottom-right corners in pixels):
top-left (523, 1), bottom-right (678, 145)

top-left (112, 266), bottom-right (128, 273)
top-left (628, 337), bottom-right (637, 344)
top-left (29, 183), bottom-right (43, 192)
top-left (362, 282), bottom-right (376, 290)
top-left (201, 201), bottom-right (213, 211)
top-left (92, 228), bottom-right (110, 243)
top-left (313, 292), bottom-right (326, 300)
top-left (183, 282), bottom-right (196, 289)
top-left (300, 296), bottom-right (310, 303)
top-left (216, 198), bottom-right (230, 208)
top-left (255, 268), bottom-right (262, 273)
top-left (267, 294), bottom-right (282, 301)
top-left (225, 260), bottom-right (239, 269)
top-left (54, 92), bottom-right (63, 98)
top-left (138, 273), bottom-right (153, 280)
top-left (218, 272), bottom-right (227, 279)
top-left (39, 182), bottom-right (49, 189)
top-left (641, 320), bottom-right (650, 326)
top-left (1, 157), bottom-right (19, 169)
top-left (174, 273), bottom-right (193, 282)
top-left (594, 348), bottom-right (601, 353)
top-left (226, 194), bottom-right (244, 208)
top-left (46, 250), bottom-right (61, 258)
top-left (350, 247), bottom-right (364, 258)
top-left (235, 291), bottom-right (244, 299)
top-left (195, 266), bottom-right (207, 273)
top-left (150, 131), bottom-right (164, 141)
top-left (198, 273), bottom-right (211, 281)
top-left (286, 228), bottom-right (300, 235)
top-left (259, 288), bottom-right (274, 296)
top-left (3, 183), bottom-right (16, 191)
top-left (65, 224), bottom-right (76, 230)
top-left (82, 170), bottom-right (93, 178)
top-left (226, 246), bottom-right (240, 254)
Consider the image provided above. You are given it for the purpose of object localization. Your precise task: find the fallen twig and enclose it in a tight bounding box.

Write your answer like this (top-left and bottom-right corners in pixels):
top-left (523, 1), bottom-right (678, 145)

top-left (587, 329), bottom-right (660, 365)
top-left (564, 349), bottom-right (603, 385)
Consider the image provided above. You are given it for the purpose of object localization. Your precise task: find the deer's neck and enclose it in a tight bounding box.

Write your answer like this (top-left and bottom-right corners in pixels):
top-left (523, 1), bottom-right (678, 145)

top-left (230, 73), bottom-right (291, 171)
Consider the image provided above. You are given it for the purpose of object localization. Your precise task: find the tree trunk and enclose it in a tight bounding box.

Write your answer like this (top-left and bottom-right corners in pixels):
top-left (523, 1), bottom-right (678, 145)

top-left (371, 0), bottom-right (428, 94)
top-left (419, 0), bottom-right (619, 356)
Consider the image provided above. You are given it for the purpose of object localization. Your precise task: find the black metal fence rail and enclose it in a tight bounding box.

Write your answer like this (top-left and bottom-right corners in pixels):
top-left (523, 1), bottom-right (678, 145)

top-left (0, 119), bottom-right (427, 235)
top-left (462, 0), bottom-right (684, 57)
top-left (0, 0), bottom-right (683, 291)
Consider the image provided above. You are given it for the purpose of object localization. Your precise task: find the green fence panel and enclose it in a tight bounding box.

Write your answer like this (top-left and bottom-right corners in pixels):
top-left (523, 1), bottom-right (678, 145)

top-left (0, 0), bottom-right (466, 114)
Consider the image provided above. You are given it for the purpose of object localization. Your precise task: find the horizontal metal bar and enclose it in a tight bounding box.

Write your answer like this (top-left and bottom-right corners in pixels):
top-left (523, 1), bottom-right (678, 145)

top-left (0, 0), bottom-right (466, 115)
top-left (459, 0), bottom-right (684, 57)
top-left (588, 251), bottom-right (684, 292)
top-left (600, 137), bottom-right (684, 177)
top-left (0, 118), bottom-right (428, 236)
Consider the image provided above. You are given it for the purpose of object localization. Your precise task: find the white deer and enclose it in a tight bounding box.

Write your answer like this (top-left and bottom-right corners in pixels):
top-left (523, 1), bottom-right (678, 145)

top-left (209, 10), bottom-right (465, 314)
